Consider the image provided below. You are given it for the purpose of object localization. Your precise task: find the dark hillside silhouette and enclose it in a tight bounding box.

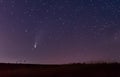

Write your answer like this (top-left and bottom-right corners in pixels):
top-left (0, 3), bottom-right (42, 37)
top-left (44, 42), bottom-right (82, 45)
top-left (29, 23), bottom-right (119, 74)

top-left (0, 63), bottom-right (120, 77)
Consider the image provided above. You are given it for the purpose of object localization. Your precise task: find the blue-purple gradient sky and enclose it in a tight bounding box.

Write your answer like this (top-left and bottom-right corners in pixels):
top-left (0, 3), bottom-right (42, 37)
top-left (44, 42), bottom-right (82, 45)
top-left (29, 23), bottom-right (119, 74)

top-left (0, 0), bottom-right (120, 64)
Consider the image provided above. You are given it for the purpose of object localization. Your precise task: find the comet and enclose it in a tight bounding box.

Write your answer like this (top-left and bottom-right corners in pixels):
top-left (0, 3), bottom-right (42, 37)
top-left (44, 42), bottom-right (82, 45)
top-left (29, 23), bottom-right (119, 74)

top-left (34, 42), bottom-right (38, 49)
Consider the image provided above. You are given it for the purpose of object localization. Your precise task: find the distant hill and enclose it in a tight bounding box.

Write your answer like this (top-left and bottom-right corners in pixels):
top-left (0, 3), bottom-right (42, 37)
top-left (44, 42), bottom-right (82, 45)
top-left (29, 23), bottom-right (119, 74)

top-left (0, 63), bottom-right (120, 77)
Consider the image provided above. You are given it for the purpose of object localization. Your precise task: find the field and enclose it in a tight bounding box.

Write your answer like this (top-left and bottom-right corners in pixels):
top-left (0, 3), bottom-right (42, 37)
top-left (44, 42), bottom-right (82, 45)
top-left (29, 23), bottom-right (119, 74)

top-left (0, 63), bottom-right (120, 77)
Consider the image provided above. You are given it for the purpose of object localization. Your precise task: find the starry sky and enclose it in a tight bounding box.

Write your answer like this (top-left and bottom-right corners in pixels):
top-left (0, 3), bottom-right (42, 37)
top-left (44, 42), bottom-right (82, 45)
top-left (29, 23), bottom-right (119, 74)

top-left (0, 0), bottom-right (120, 64)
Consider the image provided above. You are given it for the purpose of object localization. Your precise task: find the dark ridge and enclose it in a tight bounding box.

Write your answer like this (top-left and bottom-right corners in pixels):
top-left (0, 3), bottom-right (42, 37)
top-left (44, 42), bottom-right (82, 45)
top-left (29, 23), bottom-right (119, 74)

top-left (0, 63), bottom-right (120, 77)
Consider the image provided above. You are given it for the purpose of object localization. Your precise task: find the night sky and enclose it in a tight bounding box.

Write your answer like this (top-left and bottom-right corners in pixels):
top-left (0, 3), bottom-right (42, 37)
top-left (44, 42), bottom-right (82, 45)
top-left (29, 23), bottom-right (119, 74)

top-left (0, 0), bottom-right (120, 64)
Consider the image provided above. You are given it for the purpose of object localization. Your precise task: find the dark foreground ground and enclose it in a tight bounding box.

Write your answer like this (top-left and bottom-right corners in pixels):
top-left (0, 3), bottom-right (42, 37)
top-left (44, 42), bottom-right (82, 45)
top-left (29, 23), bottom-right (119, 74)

top-left (0, 63), bottom-right (120, 77)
